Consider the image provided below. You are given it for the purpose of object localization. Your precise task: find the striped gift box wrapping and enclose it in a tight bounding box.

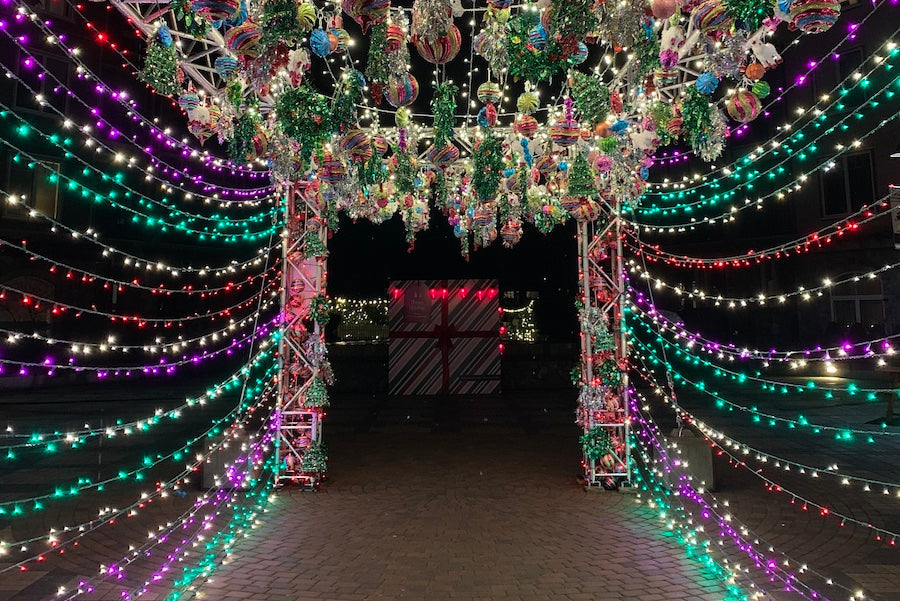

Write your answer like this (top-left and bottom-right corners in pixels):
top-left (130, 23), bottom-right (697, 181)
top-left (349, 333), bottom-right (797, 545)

top-left (388, 279), bottom-right (501, 395)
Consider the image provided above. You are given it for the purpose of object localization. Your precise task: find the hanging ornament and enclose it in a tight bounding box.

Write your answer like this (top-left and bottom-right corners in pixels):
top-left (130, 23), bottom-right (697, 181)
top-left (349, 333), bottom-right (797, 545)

top-left (695, 72), bottom-right (720, 95)
top-left (178, 86), bottom-right (201, 113)
top-left (384, 74), bottom-right (419, 107)
top-left (651, 0), bottom-right (678, 19)
top-left (691, 0), bottom-right (733, 38)
top-left (515, 114), bottom-right (539, 138)
top-left (477, 81), bottom-right (502, 104)
top-left (225, 20), bottom-right (262, 57)
top-left (788, 0), bottom-right (840, 33)
top-left (414, 24), bottom-right (462, 64)
top-left (744, 61), bottom-right (766, 81)
top-left (296, 2), bottom-right (317, 31)
top-left (427, 143), bottom-right (461, 171)
top-left (342, 0), bottom-right (390, 33)
top-left (725, 90), bottom-right (761, 122)
top-left (431, 83), bottom-right (458, 147)
top-left (500, 218), bottom-right (523, 248)
top-left (341, 128), bottom-right (372, 162)
top-left (751, 80), bottom-right (770, 98)
top-left (214, 54), bottom-right (240, 80)
top-left (189, 0), bottom-right (239, 23)
top-left (310, 28), bottom-right (334, 57)
top-left (139, 37), bottom-right (180, 96)
top-left (411, 0), bottom-right (455, 42)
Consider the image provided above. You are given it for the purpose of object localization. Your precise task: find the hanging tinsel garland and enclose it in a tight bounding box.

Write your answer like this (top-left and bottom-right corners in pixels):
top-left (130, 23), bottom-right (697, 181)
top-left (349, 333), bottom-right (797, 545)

top-left (330, 69), bottom-right (365, 134)
top-left (227, 110), bottom-right (261, 161)
top-left (472, 131), bottom-right (504, 201)
top-left (724, 0), bottom-right (776, 30)
top-left (260, 0), bottom-right (303, 48)
top-left (569, 71), bottom-right (610, 128)
top-left (580, 426), bottom-right (613, 461)
top-left (275, 85), bottom-right (333, 165)
top-left (171, 0), bottom-right (209, 37)
top-left (139, 35), bottom-right (180, 96)
top-left (431, 83), bottom-right (458, 148)
top-left (303, 230), bottom-right (329, 258)
top-left (680, 85), bottom-right (713, 151)
top-left (506, 10), bottom-right (565, 83)
top-left (547, 0), bottom-right (598, 57)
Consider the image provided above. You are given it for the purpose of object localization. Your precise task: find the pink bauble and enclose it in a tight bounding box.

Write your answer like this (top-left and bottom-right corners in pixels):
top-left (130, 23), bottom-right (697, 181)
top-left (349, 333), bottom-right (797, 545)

top-left (651, 0), bottom-right (678, 19)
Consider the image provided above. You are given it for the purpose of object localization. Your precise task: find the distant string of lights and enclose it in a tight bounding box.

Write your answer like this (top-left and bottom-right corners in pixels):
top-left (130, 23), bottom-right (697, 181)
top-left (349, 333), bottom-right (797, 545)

top-left (629, 197), bottom-right (893, 268)
top-left (0, 190), bottom-right (278, 277)
top-left (631, 339), bottom-right (899, 440)
top-left (0, 132), bottom-right (278, 241)
top-left (630, 101), bottom-right (900, 233)
top-left (0, 275), bottom-right (279, 326)
top-left (629, 295), bottom-right (898, 365)
top-left (0, 71), bottom-right (274, 205)
top-left (628, 260), bottom-right (900, 307)
top-left (0, 344), bottom-right (275, 455)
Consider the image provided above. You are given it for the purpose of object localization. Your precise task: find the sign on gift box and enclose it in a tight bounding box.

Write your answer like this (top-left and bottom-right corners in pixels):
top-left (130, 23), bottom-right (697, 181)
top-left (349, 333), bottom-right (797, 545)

top-left (388, 279), bottom-right (501, 395)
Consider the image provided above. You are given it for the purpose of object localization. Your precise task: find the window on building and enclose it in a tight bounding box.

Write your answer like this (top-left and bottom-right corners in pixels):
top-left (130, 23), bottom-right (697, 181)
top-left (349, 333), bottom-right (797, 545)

top-left (814, 47), bottom-right (864, 97)
top-left (5, 159), bottom-right (60, 219)
top-left (830, 275), bottom-right (885, 332)
top-left (14, 51), bottom-right (69, 113)
top-left (820, 151), bottom-right (874, 216)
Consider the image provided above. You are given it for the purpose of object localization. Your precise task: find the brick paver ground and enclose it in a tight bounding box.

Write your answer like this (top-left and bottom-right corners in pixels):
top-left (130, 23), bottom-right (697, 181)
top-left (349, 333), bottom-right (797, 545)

top-left (2, 383), bottom-right (898, 600)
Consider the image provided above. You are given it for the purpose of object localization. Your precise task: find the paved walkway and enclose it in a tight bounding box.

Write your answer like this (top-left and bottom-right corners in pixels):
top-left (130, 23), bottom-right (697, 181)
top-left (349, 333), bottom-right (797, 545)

top-left (192, 431), bottom-right (728, 601)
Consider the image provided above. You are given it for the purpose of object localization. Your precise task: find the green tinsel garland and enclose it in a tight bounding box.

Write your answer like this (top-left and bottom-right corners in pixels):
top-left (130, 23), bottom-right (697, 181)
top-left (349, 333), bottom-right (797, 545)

top-left (569, 71), bottom-right (610, 128)
top-left (303, 230), bottom-right (328, 258)
top-left (681, 86), bottom-right (713, 151)
top-left (276, 86), bottom-right (333, 165)
top-left (171, 0), bottom-right (209, 37)
top-left (331, 70), bottom-right (364, 133)
top-left (567, 153), bottom-right (597, 198)
top-left (393, 148), bottom-right (417, 195)
top-left (260, 0), bottom-right (301, 48)
top-left (507, 11), bottom-right (565, 83)
top-left (304, 376), bottom-right (330, 408)
top-left (580, 426), bottom-right (613, 461)
top-left (548, 0), bottom-right (597, 54)
top-left (633, 33), bottom-right (661, 78)
top-left (724, 0), bottom-right (775, 30)
top-left (570, 365), bottom-right (583, 387)
top-left (597, 359), bottom-right (621, 388)
top-left (365, 22), bottom-right (390, 85)
top-left (532, 202), bottom-right (567, 233)
top-left (309, 294), bottom-right (332, 326)
top-left (227, 111), bottom-right (260, 162)
top-left (226, 79), bottom-right (244, 109)
top-left (358, 147), bottom-right (387, 187)
top-left (433, 172), bottom-right (451, 209)
top-left (472, 132), bottom-right (504, 201)
top-left (648, 101), bottom-right (676, 145)
top-left (300, 442), bottom-right (327, 473)
top-left (431, 83), bottom-right (458, 148)
top-left (139, 40), bottom-right (180, 97)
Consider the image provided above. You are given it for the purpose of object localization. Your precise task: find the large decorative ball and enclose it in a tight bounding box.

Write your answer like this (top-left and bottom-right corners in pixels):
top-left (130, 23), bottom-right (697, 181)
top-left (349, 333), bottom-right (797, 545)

top-left (413, 24), bottom-right (462, 64)
top-left (384, 74), bottom-right (419, 107)
top-left (695, 72), bottom-right (720, 95)
top-left (428, 143), bottom-right (460, 170)
top-left (751, 80), bottom-right (770, 99)
top-left (725, 90), bottom-right (761, 123)
top-left (178, 88), bottom-right (201, 114)
top-left (224, 20), bottom-right (262, 57)
top-left (372, 134), bottom-right (389, 156)
top-left (572, 198), bottom-right (602, 222)
top-left (568, 42), bottom-right (589, 66)
top-left (789, 0), bottom-right (840, 33)
top-left (744, 62), bottom-right (766, 81)
top-left (310, 29), bottom-right (333, 57)
top-left (691, 0), bottom-right (733, 37)
top-left (550, 121), bottom-right (581, 148)
top-left (341, 0), bottom-right (390, 33)
top-left (296, 3), bottom-right (317, 31)
top-left (651, 0), bottom-right (678, 19)
top-left (477, 81), bottom-right (502, 104)
top-left (214, 55), bottom-right (240, 80)
top-left (515, 115), bottom-right (539, 138)
top-left (341, 128), bottom-right (372, 162)
top-left (385, 24), bottom-right (406, 50)
top-left (516, 91), bottom-right (539, 115)
top-left (189, 0), bottom-right (238, 23)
